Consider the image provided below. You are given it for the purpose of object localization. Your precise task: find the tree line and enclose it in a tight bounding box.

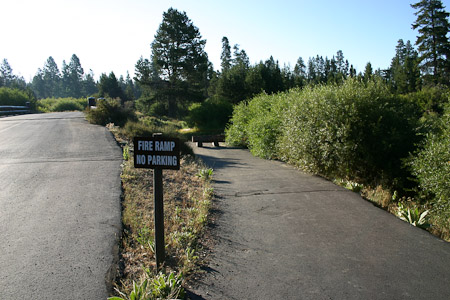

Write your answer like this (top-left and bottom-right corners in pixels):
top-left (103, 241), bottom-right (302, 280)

top-left (134, 0), bottom-right (450, 118)
top-left (1, 0), bottom-right (449, 118)
top-left (0, 55), bottom-right (140, 102)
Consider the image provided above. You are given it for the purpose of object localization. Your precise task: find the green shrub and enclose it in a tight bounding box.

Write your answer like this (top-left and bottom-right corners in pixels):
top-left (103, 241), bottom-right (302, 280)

top-left (136, 97), bottom-right (169, 117)
top-left (278, 85), bottom-right (354, 176)
top-left (37, 97), bottom-right (86, 112)
top-left (226, 79), bottom-right (421, 188)
top-left (148, 101), bottom-right (168, 117)
top-left (225, 100), bottom-right (252, 147)
top-left (245, 92), bottom-right (287, 159)
top-left (0, 87), bottom-right (30, 106)
top-left (282, 80), bottom-right (420, 186)
top-left (186, 97), bottom-right (233, 131)
top-left (409, 101), bottom-right (450, 214)
top-left (86, 99), bottom-right (136, 127)
top-left (401, 85), bottom-right (449, 114)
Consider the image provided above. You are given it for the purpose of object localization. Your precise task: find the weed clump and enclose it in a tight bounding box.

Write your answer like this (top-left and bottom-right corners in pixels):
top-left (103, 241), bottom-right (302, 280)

top-left (86, 99), bottom-right (136, 127)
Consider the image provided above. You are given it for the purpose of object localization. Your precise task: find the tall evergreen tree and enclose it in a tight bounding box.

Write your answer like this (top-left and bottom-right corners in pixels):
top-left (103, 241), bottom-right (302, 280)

top-left (61, 60), bottom-right (71, 97)
top-left (390, 39), bottom-right (421, 93)
top-left (43, 56), bottom-right (61, 97)
top-left (364, 62), bottom-right (373, 82)
top-left (221, 37), bottom-right (232, 73)
top-left (68, 54), bottom-right (84, 97)
top-left (411, 0), bottom-right (450, 84)
top-left (293, 57), bottom-right (307, 87)
top-left (83, 69), bottom-right (98, 96)
top-left (98, 72), bottom-right (124, 100)
top-left (149, 8), bottom-right (209, 117)
top-left (349, 65), bottom-right (357, 78)
top-left (0, 59), bottom-right (26, 89)
top-left (215, 44), bottom-right (251, 103)
top-left (0, 59), bottom-right (16, 87)
top-left (31, 69), bottom-right (46, 98)
top-left (232, 44), bottom-right (250, 68)
top-left (60, 54), bottom-right (85, 97)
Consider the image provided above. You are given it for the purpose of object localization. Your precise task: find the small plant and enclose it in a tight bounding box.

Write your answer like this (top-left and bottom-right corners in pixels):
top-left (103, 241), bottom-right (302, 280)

top-left (203, 187), bottom-right (214, 198)
top-left (170, 230), bottom-right (195, 248)
top-left (136, 226), bottom-right (155, 253)
top-left (183, 247), bottom-right (199, 270)
top-left (109, 272), bottom-right (185, 300)
top-left (149, 272), bottom-right (185, 299)
top-left (123, 145), bottom-right (130, 161)
top-left (109, 279), bottom-right (149, 300)
top-left (333, 179), bottom-right (363, 193)
top-left (397, 203), bottom-right (431, 229)
top-left (197, 168), bottom-right (213, 181)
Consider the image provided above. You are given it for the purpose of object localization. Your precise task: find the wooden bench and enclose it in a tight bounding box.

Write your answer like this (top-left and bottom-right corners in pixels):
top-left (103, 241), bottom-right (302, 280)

top-left (192, 135), bottom-right (225, 147)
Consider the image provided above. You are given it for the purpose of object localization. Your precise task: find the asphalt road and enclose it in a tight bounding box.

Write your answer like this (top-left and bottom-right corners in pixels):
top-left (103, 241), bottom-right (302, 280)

top-left (188, 144), bottom-right (450, 300)
top-left (0, 112), bottom-right (122, 299)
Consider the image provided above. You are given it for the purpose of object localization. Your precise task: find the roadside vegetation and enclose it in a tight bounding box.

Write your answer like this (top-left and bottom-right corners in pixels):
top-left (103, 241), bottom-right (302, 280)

top-left (91, 111), bottom-right (213, 299)
top-left (225, 79), bottom-right (450, 241)
top-left (2, 4), bottom-right (449, 297)
top-left (36, 97), bottom-right (87, 112)
top-left (0, 87), bottom-right (36, 109)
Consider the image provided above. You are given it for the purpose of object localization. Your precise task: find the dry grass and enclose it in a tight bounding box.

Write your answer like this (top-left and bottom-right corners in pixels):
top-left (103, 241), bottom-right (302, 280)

top-left (107, 124), bottom-right (213, 298)
top-left (361, 185), bottom-right (396, 212)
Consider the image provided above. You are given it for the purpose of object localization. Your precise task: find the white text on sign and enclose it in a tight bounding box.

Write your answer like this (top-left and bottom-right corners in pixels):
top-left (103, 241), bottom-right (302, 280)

top-left (137, 140), bottom-right (176, 152)
top-left (135, 154), bottom-right (178, 167)
top-left (133, 137), bottom-right (181, 170)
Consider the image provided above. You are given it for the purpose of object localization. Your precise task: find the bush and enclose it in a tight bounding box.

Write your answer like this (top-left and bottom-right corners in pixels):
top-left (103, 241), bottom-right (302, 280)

top-left (225, 100), bottom-right (251, 147)
top-left (226, 93), bottom-right (287, 155)
top-left (226, 79), bottom-right (421, 188)
top-left (186, 97), bottom-right (233, 131)
top-left (0, 87), bottom-right (30, 106)
top-left (86, 99), bottom-right (136, 127)
top-left (37, 97), bottom-right (86, 112)
top-left (136, 97), bottom-right (169, 118)
top-left (401, 85), bottom-right (449, 114)
top-left (409, 101), bottom-right (450, 213)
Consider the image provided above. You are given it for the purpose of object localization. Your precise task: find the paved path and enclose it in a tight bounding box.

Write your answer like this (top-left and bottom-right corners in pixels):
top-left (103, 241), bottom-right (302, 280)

top-left (0, 112), bottom-right (122, 299)
top-left (188, 144), bottom-right (450, 300)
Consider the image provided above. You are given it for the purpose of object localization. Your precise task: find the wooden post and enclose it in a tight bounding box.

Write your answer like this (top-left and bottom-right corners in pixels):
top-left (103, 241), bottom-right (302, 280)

top-left (134, 134), bottom-right (180, 271)
top-left (153, 167), bottom-right (164, 270)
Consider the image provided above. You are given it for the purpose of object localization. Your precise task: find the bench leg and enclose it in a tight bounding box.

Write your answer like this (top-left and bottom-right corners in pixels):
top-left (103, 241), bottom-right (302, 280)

top-left (213, 141), bottom-right (220, 147)
top-left (197, 142), bottom-right (203, 147)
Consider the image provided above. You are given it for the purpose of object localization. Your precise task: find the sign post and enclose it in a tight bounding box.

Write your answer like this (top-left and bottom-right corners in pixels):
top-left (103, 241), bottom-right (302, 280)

top-left (133, 135), bottom-right (180, 270)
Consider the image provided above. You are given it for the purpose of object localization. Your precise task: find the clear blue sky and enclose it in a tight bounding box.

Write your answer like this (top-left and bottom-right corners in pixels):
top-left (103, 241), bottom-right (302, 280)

top-left (3, 0), bottom-right (450, 82)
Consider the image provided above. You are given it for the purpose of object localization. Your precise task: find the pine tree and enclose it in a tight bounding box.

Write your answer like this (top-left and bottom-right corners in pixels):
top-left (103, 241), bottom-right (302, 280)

top-left (60, 55), bottom-right (85, 97)
top-left (364, 62), bottom-right (373, 82)
top-left (83, 69), bottom-right (98, 97)
top-left (43, 56), bottom-right (61, 97)
top-left (411, 0), bottom-right (450, 84)
top-left (150, 8), bottom-right (209, 117)
top-left (293, 57), bottom-right (307, 87)
top-left (232, 44), bottom-right (250, 68)
top-left (0, 59), bottom-right (16, 87)
top-left (68, 54), bottom-right (84, 97)
top-left (390, 40), bottom-right (421, 93)
top-left (221, 37), bottom-right (232, 73)
top-left (98, 72), bottom-right (124, 100)
top-left (31, 69), bottom-right (46, 98)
